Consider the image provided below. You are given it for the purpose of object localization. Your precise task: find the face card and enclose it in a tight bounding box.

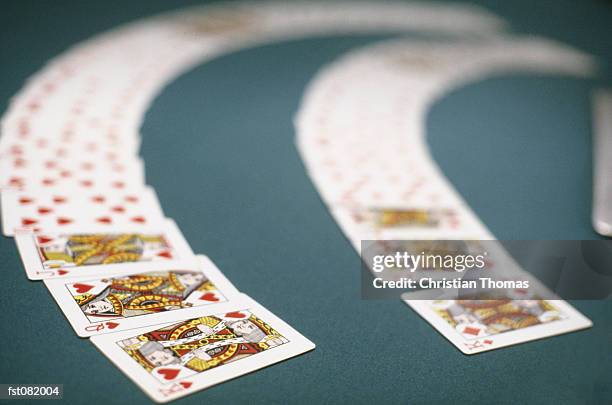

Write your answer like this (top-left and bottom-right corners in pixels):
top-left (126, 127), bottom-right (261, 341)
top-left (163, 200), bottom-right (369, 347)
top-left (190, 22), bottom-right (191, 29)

top-left (402, 296), bottom-right (592, 354)
top-left (44, 255), bottom-right (240, 337)
top-left (1, 186), bottom-right (164, 235)
top-left (331, 205), bottom-right (492, 255)
top-left (16, 219), bottom-right (193, 280)
top-left (91, 295), bottom-right (315, 403)
top-left (337, 205), bottom-right (488, 238)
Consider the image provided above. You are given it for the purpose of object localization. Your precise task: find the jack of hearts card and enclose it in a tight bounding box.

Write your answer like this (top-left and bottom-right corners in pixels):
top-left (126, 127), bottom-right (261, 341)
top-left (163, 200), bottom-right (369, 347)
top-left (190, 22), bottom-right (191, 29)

top-left (16, 219), bottom-right (193, 280)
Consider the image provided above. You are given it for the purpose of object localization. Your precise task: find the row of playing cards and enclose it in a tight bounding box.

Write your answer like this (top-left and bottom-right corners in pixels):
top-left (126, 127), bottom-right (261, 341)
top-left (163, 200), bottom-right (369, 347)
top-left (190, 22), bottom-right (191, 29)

top-left (1, 189), bottom-right (315, 403)
top-left (0, 3), bottom-right (593, 403)
top-left (1, 197), bottom-right (314, 403)
top-left (0, 7), bottom-right (318, 402)
top-left (295, 39), bottom-right (593, 354)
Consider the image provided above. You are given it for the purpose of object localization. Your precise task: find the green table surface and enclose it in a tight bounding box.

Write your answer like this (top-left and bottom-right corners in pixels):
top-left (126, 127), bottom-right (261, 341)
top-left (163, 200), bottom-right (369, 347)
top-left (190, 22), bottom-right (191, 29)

top-left (1, 1), bottom-right (611, 404)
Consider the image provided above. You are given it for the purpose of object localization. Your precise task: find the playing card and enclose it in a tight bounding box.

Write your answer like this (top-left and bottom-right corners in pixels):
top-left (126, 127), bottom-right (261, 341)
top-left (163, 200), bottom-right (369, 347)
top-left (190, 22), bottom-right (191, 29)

top-left (44, 255), bottom-right (240, 337)
top-left (0, 164), bottom-right (146, 192)
top-left (15, 218), bottom-right (193, 280)
top-left (90, 294), bottom-right (315, 403)
top-left (0, 154), bottom-right (144, 191)
top-left (1, 185), bottom-right (164, 235)
top-left (0, 107), bottom-right (141, 156)
top-left (402, 295), bottom-right (592, 354)
top-left (331, 205), bottom-right (492, 254)
top-left (0, 72), bottom-right (142, 156)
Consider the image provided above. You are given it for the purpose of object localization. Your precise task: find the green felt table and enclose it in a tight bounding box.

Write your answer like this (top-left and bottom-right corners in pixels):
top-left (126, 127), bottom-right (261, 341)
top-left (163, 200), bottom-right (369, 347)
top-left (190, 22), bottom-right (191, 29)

top-left (1, 1), bottom-right (611, 404)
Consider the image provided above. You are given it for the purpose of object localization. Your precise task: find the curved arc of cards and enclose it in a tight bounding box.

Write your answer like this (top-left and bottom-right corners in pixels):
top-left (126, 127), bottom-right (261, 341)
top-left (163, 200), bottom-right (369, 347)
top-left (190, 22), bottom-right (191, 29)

top-left (0, 1), bottom-right (593, 246)
top-left (0, 0), bottom-right (598, 372)
top-left (0, 2), bottom-right (593, 243)
top-left (294, 38), bottom-right (596, 246)
top-left (0, 1), bottom-right (508, 154)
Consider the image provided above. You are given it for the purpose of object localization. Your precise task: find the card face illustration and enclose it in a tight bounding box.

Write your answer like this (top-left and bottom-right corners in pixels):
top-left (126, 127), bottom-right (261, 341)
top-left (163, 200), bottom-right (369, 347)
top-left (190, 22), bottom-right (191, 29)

top-left (44, 255), bottom-right (240, 337)
top-left (91, 295), bottom-right (315, 403)
top-left (403, 297), bottom-right (592, 354)
top-left (16, 219), bottom-right (193, 280)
